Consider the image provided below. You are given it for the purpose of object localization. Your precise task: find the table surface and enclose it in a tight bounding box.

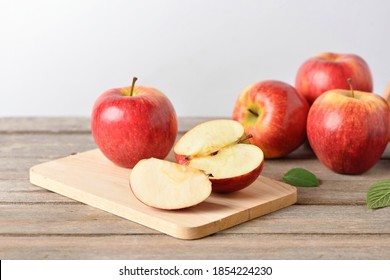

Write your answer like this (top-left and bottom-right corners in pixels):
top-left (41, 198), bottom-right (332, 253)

top-left (1, 117), bottom-right (389, 260)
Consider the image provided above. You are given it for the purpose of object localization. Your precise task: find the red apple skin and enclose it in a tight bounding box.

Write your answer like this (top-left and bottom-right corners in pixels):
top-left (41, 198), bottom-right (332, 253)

top-left (91, 85), bottom-right (177, 168)
top-left (210, 161), bottom-right (264, 193)
top-left (383, 83), bottom-right (390, 141)
top-left (307, 90), bottom-right (390, 175)
top-left (232, 80), bottom-right (310, 158)
top-left (174, 153), bottom-right (264, 193)
top-left (295, 52), bottom-right (373, 104)
top-left (175, 153), bottom-right (190, 165)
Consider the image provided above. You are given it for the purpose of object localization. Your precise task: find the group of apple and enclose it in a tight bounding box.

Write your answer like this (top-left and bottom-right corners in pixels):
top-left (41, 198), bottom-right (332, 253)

top-left (91, 53), bottom-right (390, 210)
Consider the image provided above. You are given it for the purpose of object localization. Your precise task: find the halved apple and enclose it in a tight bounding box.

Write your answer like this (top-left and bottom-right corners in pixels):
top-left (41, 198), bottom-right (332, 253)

top-left (130, 158), bottom-right (212, 210)
top-left (174, 119), bottom-right (264, 193)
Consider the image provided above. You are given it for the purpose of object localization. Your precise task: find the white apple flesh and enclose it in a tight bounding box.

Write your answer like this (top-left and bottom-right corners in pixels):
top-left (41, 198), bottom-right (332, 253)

top-left (174, 119), bottom-right (245, 160)
top-left (189, 143), bottom-right (264, 193)
top-left (174, 119), bottom-right (264, 193)
top-left (130, 158), bottom-right (212, 210)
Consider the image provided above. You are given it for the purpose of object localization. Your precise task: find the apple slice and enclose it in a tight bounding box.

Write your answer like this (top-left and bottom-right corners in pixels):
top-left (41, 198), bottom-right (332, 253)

top-left (174, 119), bottom-right (245, 162)
top-left (174, 119), bottom-right (264, 193)
top-left (130, 158), bottom-right (212, 210)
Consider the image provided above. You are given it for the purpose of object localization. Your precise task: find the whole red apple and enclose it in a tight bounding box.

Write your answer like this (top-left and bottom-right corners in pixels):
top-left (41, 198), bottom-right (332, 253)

top-left (91, 77), bottom-right (178, 168)
top-left (307, 83), bottom-right (390, 174)
top-left (232, 80), bottom-right (310, 158)
top-left (295, 52), bottom-right (373, 104)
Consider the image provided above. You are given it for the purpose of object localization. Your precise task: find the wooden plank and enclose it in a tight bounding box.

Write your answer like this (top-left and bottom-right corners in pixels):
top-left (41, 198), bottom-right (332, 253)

top-left (1, 204), bottom-right (389, 235)
top-left (2, 149), bottom-right (388, 184)
top-left (1, 132), bottom-right (388, 160)
top-left (0, 134), bottom-right (96, 159)
top-left (0, 117), bottom-right (91, 133)
top-left (0, 117), bottom-right (214, 133)
top-left (0, 134), bottom-right (387, 173)
top-left (1, 234), bottom-right (389, 259)
top-left (178, 117), bottom-right (219, 132)
top-left (1, 144), bottom-right (387, 206)
top-left (0, 177), bottom-right (378, 205)
top-left (29, 149), bottom-right (297, 240)
top-left (1, 149), bottom-right (388, 205)
top-left (0, 189), bottom-right (78, 204)
top-left (0, 133), bottom-right (182, 160)
top-left (0, 204), bottom-right (157, 235)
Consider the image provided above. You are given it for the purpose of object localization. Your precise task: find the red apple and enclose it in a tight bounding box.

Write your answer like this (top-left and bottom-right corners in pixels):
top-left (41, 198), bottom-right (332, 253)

top-left (384, 83), bottom-right (390, 104)
top-left (383, 83), bottom-right (390, 141)
top-left (91, 77), bottom-right (178, 168)
top-left (174, 119), bottom-right (264, 193)
top-left (232, 80), bottom-right (309, 158)
top-left (295, 52), bottom-right (373, 104)
top-left (307, 82), bottom-right (390, 174)
top-left (130, 158), bottom-right (212, 210)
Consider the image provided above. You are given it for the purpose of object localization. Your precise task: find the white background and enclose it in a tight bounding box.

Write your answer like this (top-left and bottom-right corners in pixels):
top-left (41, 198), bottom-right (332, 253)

top-left (1, 0), bottom-right (389, 117)
top-left (2, 260), bottom-right (389, 280)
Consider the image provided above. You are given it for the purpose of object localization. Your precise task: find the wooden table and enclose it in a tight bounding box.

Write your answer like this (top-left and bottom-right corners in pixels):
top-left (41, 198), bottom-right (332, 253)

top-left (1, 117), bottom-right (389, 260)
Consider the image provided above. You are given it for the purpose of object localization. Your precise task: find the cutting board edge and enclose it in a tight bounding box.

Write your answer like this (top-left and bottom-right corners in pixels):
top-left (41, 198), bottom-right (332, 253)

top-left (178, 188), bottom-right (298, 240)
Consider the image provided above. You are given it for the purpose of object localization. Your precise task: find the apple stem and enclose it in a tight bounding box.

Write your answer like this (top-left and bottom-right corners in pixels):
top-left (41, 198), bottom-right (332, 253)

top-left (237, 134), bottom-right (253, 144)
top-left (248, 109), bottom-right (259, 117)
top-left (347, 78), bottom-right (355, 98)
top-left (130, 77), bottom-right (138, 96)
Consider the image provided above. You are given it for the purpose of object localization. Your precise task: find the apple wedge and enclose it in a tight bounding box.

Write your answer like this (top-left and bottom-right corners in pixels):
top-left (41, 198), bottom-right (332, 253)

top-left (174, 119), bottom-right (264, 193)
top-left (130, 158), bottom-right (212, 210)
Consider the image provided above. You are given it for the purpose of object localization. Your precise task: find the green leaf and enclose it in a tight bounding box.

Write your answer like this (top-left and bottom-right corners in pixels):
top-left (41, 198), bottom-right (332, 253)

top-left (366, 180), bottom-right (390, 209)
top-left (282, 168), bottom-right (319, 188)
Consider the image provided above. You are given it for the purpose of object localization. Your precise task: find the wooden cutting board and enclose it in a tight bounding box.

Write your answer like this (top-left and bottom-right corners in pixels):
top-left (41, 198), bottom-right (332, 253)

top-left (29, 149), bottom-right (297, 239)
